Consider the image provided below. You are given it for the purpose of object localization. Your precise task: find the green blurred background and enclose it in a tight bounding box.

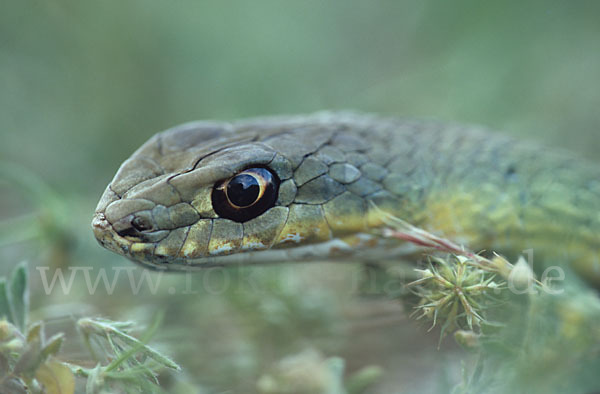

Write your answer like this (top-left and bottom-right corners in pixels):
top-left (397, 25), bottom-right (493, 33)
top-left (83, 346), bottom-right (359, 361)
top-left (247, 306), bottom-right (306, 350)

top-left (1, 1), bottom-right (599, 393)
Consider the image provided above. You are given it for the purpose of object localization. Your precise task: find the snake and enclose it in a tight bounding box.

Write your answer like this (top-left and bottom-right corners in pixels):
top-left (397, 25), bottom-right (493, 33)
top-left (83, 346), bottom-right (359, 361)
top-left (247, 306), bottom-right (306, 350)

top-left (92, 112), bottom-right (600, 287)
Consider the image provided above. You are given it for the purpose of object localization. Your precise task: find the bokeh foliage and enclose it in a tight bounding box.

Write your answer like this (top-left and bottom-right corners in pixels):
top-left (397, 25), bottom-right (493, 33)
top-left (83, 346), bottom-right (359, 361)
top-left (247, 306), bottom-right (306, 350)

top-left (1, 1), bottom-right (599, 393)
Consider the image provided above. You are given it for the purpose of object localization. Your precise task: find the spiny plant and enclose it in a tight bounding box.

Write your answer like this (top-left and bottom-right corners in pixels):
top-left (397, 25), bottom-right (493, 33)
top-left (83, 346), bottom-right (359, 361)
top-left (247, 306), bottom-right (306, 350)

top-left (375, 205), bottom-right (600, 393)
top-left (0, 263), bottom-right (180, 394)
top-left (407, 255), bottom-right (506, 338)
top-left (372, 205), bottom-right (521, 337)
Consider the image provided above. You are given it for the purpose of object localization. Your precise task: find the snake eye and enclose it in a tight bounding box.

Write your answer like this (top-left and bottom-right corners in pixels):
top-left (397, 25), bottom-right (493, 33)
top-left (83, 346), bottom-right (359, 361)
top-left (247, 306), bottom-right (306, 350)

top-left (212, 167), bottom-right (279, 223)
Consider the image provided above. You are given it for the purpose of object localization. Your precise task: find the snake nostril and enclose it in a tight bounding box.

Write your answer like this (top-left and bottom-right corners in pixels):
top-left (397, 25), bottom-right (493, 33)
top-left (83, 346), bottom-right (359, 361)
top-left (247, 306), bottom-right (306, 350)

top-left (132, 216), bottom-right (152, 232)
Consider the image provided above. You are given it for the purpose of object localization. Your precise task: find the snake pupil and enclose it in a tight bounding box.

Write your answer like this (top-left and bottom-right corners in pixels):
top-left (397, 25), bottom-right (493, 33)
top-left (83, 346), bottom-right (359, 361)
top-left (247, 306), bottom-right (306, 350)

top-left (212, 167), bottom-right (280, 223)
top-left (227, 174), bottom-right (260, 207)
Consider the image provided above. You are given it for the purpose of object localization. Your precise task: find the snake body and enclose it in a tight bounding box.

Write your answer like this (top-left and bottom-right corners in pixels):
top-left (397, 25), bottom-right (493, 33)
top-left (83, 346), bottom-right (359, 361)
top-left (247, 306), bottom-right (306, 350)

top-left (92, 112), bottom-right (600, 286)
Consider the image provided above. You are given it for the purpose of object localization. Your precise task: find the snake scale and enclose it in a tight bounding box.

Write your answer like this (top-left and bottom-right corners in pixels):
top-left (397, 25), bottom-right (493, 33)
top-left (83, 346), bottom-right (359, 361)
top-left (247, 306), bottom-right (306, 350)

top-left (92, 112), bottom-right (600, 287)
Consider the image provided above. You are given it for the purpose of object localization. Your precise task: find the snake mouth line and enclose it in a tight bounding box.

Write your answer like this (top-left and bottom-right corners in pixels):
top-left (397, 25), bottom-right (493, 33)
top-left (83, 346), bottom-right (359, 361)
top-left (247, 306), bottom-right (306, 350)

top-left (91, 208), bottom-right (404, 270)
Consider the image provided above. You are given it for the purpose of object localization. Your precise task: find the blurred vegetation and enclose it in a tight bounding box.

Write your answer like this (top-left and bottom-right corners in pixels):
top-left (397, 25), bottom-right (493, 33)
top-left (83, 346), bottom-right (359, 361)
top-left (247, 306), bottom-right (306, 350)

top-left (1, 0), bottom-right (600, 393)
top-left (0, 264), bottom-right (181, 393)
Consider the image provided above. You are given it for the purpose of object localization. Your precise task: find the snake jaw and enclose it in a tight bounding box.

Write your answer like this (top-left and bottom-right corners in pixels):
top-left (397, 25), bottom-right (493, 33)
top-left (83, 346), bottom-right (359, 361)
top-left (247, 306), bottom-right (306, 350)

top-left (91, 211), bottom-right (132, 257)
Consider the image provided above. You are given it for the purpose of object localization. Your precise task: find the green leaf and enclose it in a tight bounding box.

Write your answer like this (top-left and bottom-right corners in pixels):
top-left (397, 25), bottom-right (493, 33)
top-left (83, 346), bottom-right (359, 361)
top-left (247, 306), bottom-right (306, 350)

top-left (8, 262), bottom-right (29, 332)
top-left (27, 321), bottom-right (43, 343)
top-left (109, 331), bottom-right (180, 371)
top-left (0, 279), bottom-right (13, 323)
top-left (41, 333), bottom-right (65, 359)
top-left (80, 313), bottom-right (181, 372)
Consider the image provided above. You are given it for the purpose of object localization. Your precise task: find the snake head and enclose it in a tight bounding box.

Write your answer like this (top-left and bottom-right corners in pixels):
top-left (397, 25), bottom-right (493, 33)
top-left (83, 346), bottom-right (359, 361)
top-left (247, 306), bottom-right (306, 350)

top-left (93, 113), bottom-right (403, 270)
